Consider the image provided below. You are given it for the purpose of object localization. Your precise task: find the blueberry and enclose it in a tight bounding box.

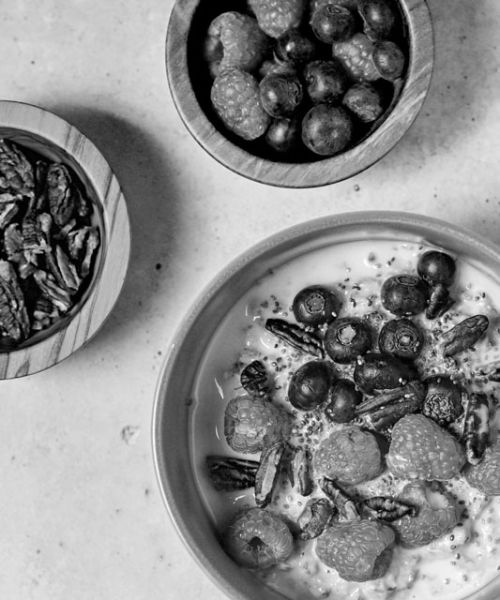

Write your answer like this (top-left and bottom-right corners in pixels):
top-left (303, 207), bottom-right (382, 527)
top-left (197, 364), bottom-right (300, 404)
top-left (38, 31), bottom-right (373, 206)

top-left (302, 105), bottom-right (353, 156)
top-left (417, 251), bottom-right (456, 286)
top-left (292, 285), bottom-right (341, 326)
top-left (324, 317), bottom-right (372, 363)
top-left (260, 73), bottom-right (303, 118)
top-left (343, 83), bottom-right (384, 123)
top-left (353, 352), bottom-right (418, 394)
top-left (304, 60), bottom-right (348, 105)
top-left (359, 0), bottom-right (396, 39)
top-left (373, 41), bottom-right (405, 81)
top-left (265, 118), bottom-right (301, 153)
top-left (378, 318), bottom-right (424, 359)
top-left (276, 29), bottom-right (317, 64)
top-left (288, 360), bottom-right (332, 410)
top-left (325, 379), bottom-right (362, 423)
top-left (381, 275), bottom-right (429, 316)
top-left (310, 4), bottom-right (357, 44)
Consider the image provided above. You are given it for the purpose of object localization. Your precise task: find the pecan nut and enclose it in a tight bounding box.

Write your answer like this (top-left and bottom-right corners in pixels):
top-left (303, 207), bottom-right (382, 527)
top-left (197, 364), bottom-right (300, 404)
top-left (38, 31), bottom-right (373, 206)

top-left (441, 315), bottom-right (489, 357)
top-left (265, 318), bottom-right (324, 358)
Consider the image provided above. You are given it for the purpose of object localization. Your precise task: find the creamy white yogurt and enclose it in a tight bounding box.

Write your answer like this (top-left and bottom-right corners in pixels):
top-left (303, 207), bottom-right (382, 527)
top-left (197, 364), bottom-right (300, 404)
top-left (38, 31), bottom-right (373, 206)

top-left (190, 236), bottom-right (500, 600)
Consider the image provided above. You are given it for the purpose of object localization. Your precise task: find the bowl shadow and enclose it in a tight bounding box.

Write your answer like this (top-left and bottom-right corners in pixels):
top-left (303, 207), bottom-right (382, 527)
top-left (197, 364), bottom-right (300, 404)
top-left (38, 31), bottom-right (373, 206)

top-left (376, 0), bottom-right (492, 170)
top-left (45, 105), bottom-right (181, 343)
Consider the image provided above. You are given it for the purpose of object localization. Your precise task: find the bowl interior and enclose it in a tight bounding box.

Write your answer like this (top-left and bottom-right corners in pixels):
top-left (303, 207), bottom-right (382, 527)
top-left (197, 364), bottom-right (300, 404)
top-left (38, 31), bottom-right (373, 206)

top-left (0, 126), bottom-right (106, 351)
top-left (154, 213), bottom-right (500, 600)
top-left (187, 0), bottom-right (409, 164)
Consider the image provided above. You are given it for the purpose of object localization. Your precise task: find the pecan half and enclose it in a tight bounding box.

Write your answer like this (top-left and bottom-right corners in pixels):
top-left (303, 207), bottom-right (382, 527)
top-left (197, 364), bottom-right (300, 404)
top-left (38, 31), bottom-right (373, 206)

top-left (463, 392), bottom-right (490, 465)
top-left (320, 477), bottom-right (359, 521)
top-left (254, 442), bottom-right (286, 507)
top-left (0, 260), bottom-right (30, 342)
top-left (290, 447), bottom-right (314, 496)
top-left (442, 315), bottom-right (489, 357)
top-left (265, 318), bottom-right (324, 358)
top-left (298, 498), bottom-right (336, 540)
top-left (0, 139), bottom-right (34, 203)
top-left (46, 164), bottom-right (75, 227)
top-left (240, 360), bottom-right (269, 397)
top-left (426, 284), bottom-right (455, 320)
top-left (361, 496), bottom-right (416, 521)
top-left (206, 455), bottom-right (259, 491)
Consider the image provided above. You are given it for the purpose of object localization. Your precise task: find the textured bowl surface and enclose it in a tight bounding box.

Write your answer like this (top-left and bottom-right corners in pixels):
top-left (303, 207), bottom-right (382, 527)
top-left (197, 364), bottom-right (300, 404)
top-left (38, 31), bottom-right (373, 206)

top-left (0, 100), bottom-right (130, 378)
top-left (166, 0), bottom-right (434, 187)
top-left (153, 211), bottom-right (500, 600)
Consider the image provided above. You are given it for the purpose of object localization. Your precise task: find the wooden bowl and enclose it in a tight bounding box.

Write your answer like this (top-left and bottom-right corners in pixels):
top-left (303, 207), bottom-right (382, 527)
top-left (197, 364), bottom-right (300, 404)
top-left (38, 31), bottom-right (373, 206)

top-left (0, 101), bottom-right (130, 378)
top-left (166, 0), bottom-right (434, 188)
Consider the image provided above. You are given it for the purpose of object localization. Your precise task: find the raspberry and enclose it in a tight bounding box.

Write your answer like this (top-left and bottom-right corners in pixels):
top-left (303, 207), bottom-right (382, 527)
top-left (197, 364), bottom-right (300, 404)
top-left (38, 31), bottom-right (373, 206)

top-left (211, 69), bottom-right (270, 141)
top-left (465, 442), bottom-right (500, 496)
top-left (224, 395), bottom-right (289, 453)
top-left (313, 427), bottom-right (382, 485)
top-left (387, 414), bottom-right (466, 481)
top-left (249, 0), bottom-right (307, 39)
top-left (316, 520), bottom-right (395, 581)
top-left (332, 33), bottom-right (380, 82)
top-left (224, 507), bottom-right (293, 568)
top-left (205, 12), bottom-right (270, 73)
top-left (391, 481), bottom-right (458, 547)
top-left (422, 375), bottom-right (464, 426)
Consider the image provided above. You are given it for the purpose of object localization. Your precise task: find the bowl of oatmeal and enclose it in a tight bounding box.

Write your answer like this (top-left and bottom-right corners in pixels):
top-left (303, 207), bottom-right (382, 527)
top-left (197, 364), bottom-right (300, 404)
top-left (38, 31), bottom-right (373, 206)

top-left (153, 211), bottom-right (500, 600)
top-left (0, 100), bottom-right (130, 377)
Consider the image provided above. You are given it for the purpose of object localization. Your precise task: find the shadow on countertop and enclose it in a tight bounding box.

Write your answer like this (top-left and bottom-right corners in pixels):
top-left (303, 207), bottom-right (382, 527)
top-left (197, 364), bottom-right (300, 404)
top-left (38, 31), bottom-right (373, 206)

top-left (46, 105), bottom-right (182, 344)
top-left (377, 0), bottom-right (493, 168)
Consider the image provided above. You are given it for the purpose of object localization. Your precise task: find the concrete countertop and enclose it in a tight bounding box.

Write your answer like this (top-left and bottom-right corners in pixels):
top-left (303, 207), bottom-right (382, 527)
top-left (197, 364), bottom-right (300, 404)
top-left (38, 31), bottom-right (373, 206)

top-left (0, 1), bottom-right (499, 598)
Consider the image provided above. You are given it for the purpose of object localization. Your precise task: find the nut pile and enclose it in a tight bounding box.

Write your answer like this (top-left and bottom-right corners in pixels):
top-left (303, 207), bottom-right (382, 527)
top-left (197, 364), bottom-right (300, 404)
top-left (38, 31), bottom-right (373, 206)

top-left (0, 138), bottom-right (100, 347)
top-left (203, 0), bottom-right (407, 159)
top-left (205, 247), bottom-right (500, 586)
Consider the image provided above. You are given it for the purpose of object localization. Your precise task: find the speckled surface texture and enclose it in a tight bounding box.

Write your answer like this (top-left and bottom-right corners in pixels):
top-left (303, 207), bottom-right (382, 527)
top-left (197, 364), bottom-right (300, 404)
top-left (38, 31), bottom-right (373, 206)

top-left (0, 1), bottom-right (499, 599)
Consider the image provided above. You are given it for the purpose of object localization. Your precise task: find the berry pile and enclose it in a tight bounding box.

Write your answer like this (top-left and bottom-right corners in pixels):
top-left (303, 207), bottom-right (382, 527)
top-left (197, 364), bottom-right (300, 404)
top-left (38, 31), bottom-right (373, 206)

top-left (200, 0), bottom-right (408, 160)
top-left (207, 245), bottom-right (500, 588)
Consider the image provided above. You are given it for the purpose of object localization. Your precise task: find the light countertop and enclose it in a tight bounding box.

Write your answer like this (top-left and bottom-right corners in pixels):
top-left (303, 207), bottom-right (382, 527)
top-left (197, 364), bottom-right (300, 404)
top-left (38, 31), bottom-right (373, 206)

top-left (1, 1), bottom-right (500, 598)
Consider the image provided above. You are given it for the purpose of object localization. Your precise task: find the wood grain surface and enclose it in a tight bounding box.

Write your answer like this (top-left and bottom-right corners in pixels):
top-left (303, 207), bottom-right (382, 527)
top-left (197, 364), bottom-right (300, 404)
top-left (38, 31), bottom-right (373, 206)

top-left (0, 100), bottom-right (130, 378)
top-left (166, 0), bottom-right (434, 188)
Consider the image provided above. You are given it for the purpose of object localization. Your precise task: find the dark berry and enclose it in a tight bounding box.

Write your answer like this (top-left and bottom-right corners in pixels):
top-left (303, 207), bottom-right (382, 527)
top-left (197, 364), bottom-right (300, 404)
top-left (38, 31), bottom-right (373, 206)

top-left (310, 4), bottom-right (357, 44)
top-left (422, 375), bottom-right (464, 426)
top-left (304, 60), bottom-right (349, 105)
top-left (292, 285), bottom-right (341, 326)
top-left (359, 0), bottom-right (396, 39)
top-left (378, 318), bottom-right (424, 360)
top-left (259, 73), bottom-right (303, 118)
top-left (265, 118), bottom-right (301, 153)
top-left (324, 317), bottom-right (372, 363)
top-left (381, 275), bottom-right (429, 316)
top-left (288, 360), bottom-right (333, 410)
top-left (373, 41), bottom-right (405, 80)
top-left (302, 104), bottom-right (353, 156)
top-left (343, 83), bottom-right (384, 123)
top-left (417, 251), bottom-right (456, 286)
top-left (325, 378), bottom-right (362, 423)
top-left (276, 29), bottom-right (317, 64)
top-left (353, 352), bottom-right (418, 394)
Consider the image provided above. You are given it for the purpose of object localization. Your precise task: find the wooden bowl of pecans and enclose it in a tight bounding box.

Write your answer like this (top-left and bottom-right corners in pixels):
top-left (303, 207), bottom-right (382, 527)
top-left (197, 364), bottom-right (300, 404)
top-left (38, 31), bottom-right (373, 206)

top-left (0, 101), bottom-right (130, 378)
top-left (166, 0), bottom-right (434, 187)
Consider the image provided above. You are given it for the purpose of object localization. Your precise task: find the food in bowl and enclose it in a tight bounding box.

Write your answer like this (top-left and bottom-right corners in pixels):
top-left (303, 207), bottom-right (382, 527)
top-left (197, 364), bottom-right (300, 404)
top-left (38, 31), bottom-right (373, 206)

top-left (0, 137), bottom-right (100, 348)
top-left (191, 235), bottom-right (500, 600)
top-left (202, 0), bottom-right (408, 159)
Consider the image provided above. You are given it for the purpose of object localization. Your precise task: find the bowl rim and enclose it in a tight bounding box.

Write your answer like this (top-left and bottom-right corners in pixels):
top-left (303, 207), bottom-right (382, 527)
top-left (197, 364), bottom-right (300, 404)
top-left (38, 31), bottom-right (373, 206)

top-left (166, 0), bottom-right (435, 188)
top-left (152, 210), bottom-right (500, 600)
top-left (0, 99), bottom-right (131, 378)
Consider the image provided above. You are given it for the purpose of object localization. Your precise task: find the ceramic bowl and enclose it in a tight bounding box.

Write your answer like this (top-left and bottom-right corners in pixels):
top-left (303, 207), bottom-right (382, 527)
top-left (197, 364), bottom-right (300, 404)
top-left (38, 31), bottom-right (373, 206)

top-left (0, 100), bottom-right (130, 378)
top-left (153, 211), bottom-right (500, 600)
top-left (166, 0), bottom-right (434, 187)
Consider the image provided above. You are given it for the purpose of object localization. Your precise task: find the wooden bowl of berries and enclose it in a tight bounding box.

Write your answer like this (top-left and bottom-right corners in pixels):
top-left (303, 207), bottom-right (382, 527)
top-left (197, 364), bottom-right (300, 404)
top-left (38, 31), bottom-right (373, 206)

top-left (0, 101), bottom-right (130, 378)
top-left (166, 0), bottom-right (433, 187)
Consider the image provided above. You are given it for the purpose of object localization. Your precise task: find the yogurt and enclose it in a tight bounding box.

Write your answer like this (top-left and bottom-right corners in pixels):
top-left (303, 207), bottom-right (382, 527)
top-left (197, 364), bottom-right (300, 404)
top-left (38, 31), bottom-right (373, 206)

top-left (190, 236), bottom-right (500, 600)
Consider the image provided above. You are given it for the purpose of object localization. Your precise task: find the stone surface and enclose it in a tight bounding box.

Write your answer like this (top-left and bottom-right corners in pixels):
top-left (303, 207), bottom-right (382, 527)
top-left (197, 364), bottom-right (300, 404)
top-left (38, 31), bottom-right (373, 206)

top-left (0, 1), bottom-right (500, 599)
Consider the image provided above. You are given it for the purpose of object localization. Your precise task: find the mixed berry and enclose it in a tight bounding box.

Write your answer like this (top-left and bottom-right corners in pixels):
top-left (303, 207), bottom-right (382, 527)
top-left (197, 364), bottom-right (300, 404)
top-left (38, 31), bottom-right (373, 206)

top-left (204, 245), bottom-right (500, 590)
top-left (199, 0), bottom-right (408, 160)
